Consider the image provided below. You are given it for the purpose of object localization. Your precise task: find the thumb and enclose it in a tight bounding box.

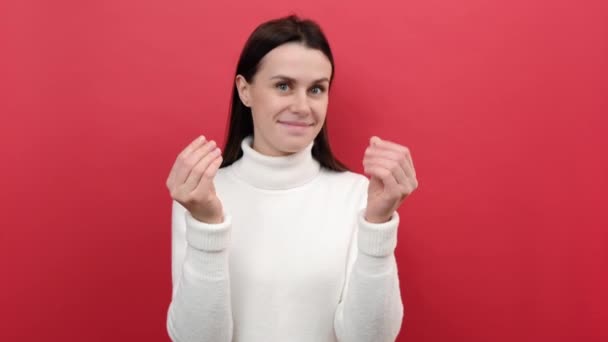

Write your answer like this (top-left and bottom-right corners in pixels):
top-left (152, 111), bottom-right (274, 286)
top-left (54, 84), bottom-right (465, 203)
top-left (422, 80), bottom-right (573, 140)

top-left (370, 136), bottom-right (382, 146)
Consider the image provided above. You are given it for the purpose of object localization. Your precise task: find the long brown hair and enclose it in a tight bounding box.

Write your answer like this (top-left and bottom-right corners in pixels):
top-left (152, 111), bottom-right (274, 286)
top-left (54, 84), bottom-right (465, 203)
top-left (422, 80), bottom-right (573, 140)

top-left (220, 14), bottom-right (349, 172)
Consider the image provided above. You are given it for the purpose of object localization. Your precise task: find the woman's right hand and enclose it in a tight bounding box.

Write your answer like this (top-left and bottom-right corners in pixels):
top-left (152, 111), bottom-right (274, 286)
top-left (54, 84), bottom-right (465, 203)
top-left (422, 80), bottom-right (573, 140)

top-left (166, 135), bottom-right (225, 224)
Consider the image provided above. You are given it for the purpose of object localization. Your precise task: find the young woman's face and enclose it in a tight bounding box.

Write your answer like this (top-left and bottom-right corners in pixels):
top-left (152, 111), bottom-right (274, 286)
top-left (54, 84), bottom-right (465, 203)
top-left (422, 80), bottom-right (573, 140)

top-left (236, 42), bottom-right (332, 156)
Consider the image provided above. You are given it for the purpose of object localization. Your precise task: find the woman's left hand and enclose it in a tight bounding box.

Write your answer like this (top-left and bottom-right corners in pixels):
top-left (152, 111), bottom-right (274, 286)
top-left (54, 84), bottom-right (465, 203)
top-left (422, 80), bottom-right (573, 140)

top-left (363, 136), bottom-right (418, 223)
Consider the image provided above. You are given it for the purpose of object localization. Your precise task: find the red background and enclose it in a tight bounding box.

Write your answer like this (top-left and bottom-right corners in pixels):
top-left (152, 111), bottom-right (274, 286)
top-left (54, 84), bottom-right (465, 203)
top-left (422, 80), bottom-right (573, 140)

top-left (1, 0), bottom-right (607, 341)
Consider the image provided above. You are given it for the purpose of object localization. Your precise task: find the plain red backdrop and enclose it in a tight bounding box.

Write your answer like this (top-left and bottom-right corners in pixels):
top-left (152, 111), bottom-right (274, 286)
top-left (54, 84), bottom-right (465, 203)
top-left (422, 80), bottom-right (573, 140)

top-left (1, 0), bottom-right (607, 341)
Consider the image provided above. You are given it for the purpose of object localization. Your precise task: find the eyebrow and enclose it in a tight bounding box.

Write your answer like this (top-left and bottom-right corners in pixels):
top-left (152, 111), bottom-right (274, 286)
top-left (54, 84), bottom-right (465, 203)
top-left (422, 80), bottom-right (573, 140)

top-left (269, 75), bottom-right (330, 84)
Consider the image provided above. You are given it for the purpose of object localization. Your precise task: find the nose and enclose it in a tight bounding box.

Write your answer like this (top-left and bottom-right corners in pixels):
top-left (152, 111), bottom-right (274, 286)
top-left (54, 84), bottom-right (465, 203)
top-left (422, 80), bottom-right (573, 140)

top-left (290, 90), bottom-right (311, 116)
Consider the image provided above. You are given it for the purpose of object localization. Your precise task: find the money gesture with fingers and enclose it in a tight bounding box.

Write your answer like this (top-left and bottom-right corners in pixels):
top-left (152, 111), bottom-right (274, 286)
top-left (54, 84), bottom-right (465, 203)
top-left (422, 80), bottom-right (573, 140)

top-left (166, 135), bottom-right (224, 224)
top-left (363, 136), bottom-right (419, 223)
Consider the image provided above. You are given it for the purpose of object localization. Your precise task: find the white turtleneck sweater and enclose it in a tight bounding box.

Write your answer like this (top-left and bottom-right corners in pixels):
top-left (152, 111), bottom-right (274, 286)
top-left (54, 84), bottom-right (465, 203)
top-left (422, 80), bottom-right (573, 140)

top-left (166, 136), bottom-right (404, 342)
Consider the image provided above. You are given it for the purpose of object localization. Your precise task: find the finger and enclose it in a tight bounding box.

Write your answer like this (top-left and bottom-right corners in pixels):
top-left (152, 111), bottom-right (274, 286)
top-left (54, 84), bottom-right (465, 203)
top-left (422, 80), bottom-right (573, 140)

top-left (174, 140), bottom-right (217, 186)
top-left (365, 164), bottom-right (399, 190)
top-left (167, 135), bottom-right (206, 188)
top-left (181, 135), bottom-right (207, 160)
top-left (371, 136), bottom-right (408, 155)
top-left (364, 157), bottom-right (408, 186)
top-left (192, 155), bottom-right (223, 195)
top-left (366, 163), bottom-right (412, 200)
top-left (365, 146), bottom-right (415, 178)
top-left (181, 145), bottom-right (222, 192)
top-left (369, 138), bottom-right (416, 176)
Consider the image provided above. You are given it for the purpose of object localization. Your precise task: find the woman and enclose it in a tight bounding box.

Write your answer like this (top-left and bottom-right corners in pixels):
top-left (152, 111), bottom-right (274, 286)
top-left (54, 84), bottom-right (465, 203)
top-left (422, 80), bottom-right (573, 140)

top-left (165, 15), bottom-right (418, 342)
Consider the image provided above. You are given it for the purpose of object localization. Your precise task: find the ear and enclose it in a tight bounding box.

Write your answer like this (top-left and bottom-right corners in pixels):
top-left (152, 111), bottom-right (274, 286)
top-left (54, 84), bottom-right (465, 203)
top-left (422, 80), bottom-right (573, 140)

top-left (235, 75), bottom-right (251, 108)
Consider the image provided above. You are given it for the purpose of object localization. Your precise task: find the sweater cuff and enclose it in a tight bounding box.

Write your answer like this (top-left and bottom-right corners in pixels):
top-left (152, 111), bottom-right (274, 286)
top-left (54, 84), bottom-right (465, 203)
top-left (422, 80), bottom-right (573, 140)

top-left (357, 208), bottom-right (400, 257)
top-left (185, 211), bottom-right (232, 252)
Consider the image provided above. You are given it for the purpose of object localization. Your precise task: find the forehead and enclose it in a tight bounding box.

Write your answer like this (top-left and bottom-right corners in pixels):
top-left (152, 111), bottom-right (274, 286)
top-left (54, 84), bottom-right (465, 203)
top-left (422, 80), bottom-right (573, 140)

top-left (255, 43), bottom-right (332, 82)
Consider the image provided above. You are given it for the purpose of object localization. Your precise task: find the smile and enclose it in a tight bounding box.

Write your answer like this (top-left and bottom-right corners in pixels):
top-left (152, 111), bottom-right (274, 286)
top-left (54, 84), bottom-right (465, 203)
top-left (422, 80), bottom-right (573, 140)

top-left (278, 121), bottom-right (313, 127)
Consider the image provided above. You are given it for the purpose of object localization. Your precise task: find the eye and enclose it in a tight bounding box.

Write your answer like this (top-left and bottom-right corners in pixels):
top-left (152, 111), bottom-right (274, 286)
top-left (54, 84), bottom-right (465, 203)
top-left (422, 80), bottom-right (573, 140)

top-left (276, 82), bottom-right (290, 92)
top-left (310, 85), bottom-right (326, 95)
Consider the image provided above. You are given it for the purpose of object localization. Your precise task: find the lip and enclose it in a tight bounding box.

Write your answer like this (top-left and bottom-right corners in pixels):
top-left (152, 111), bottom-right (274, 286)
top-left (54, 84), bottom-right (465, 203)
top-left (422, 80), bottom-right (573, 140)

top-left (278, 121), bottom-right (313, 127)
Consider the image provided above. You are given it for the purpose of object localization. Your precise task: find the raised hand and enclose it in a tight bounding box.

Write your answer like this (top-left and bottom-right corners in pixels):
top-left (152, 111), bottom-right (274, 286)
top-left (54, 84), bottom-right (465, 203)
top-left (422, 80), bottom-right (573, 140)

top-left (166, 135), bottom-right (224, 224)
top-left (362, 136), bottom-right (418, 223)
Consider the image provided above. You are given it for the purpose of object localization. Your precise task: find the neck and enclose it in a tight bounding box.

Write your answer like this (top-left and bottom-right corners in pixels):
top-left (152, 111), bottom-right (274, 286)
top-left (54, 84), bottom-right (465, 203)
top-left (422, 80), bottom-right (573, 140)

top-left (230, 136), bottom-right (321, 190)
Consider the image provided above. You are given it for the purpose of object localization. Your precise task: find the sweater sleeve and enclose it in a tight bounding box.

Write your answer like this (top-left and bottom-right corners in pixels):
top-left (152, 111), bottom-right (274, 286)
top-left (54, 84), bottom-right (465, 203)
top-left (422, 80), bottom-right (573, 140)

top-left (166, 200), bottom-right (234, 342)
top-left (333, 187), bottom-right (404, 341)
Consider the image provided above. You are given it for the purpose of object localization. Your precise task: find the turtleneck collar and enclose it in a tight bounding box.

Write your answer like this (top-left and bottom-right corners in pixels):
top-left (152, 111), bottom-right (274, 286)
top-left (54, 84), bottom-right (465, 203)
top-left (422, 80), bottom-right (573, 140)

top-left (229, 135), bottom-right (321, 190)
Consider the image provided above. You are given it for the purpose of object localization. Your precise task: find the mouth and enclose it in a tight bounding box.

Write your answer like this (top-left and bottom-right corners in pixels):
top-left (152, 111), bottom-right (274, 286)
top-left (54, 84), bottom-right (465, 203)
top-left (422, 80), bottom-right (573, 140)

top-left (277, 121), bottom-right (314, 127)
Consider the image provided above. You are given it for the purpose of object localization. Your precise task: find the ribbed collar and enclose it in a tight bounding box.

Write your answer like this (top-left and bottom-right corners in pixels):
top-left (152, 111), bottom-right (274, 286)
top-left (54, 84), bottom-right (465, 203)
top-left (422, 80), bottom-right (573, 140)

top-left (230, 135), bottom-right (321, 190)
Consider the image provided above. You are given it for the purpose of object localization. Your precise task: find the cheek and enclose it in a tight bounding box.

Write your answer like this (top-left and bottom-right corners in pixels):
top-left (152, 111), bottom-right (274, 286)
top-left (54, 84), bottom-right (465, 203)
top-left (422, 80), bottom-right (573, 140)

top-left (250, 94), bottom-right (277, 121)
top-left (254, 91), bottom-right (285, 114)
top-left (312, 99), bottom-right (328, 120)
